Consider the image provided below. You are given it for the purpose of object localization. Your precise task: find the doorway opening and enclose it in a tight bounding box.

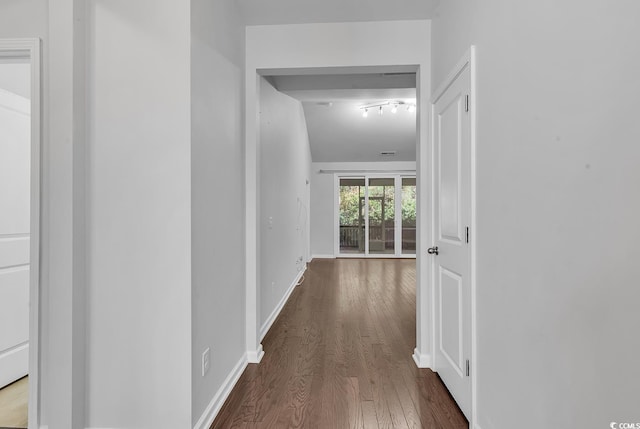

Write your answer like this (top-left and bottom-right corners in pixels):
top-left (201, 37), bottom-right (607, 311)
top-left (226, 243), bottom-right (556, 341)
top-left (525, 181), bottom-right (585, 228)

top-left (0, 39), bottom-right (41, 429)
top-left (247, 64), bottom-right (425, 364)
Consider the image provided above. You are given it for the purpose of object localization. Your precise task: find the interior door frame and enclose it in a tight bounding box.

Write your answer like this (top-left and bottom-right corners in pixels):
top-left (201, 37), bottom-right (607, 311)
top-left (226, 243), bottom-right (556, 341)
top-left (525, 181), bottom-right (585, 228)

top-left (0, 38), bottom-right (42, 429)
top-left (334, 173), bottom-right (417, 258)
top-left (246, 60), bottom-right (427, 369)
top-left (430, 46), bottom-right (477, 427)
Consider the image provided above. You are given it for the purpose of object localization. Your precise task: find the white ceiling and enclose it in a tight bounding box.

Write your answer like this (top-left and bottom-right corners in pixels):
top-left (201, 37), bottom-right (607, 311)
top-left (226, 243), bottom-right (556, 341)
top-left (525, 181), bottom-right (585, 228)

top-left (302, 99), bottom-right (417, 162)
top-left (244, 5), bottom-right (428, 163)
top-left (238, 0), bottom-right (439, 25)
top-left (271, 73), bottom-right (417, 162)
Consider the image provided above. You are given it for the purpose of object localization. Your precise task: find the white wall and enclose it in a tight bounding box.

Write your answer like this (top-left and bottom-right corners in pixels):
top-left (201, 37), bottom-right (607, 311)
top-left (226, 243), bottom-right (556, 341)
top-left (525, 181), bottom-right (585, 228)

top-left (85, 2), bottom-right (192, 428)
top-left (259, 77), bottom-right (311, 332)
top-left (0, 1), bottom-right (47, 39)
top-left (432, 1), bottom-right (640, 428)
top-left (0, 3), bottom-right (86, 428)
top-left (246, 19), bottom-right (432, 359)
top-left (310, 161), bottom-right (416, 257)
top-left (3, 2), bottom-right (249, 429)
top-left (191, 0), bottom-right (247, 426)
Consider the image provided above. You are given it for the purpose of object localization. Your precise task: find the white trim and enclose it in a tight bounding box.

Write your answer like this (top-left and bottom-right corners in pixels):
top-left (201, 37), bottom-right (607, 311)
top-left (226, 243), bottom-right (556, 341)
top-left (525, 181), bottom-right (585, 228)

top-left (247, 344), bottom-right (264, 364)
top-left (311, 254), bottom-right (336, 260)
top-left (469, 46), bottom-right (479, 429)
top-left (430, 46), bottom-right (478, 427)
top-left (260, 266), bottom-right (306, 341)
top-left (414, 65), bottom-right (431, 369)
top-left (364, 177), bottom-right (369, 255)
top-left (245, 71), bottom-right (262, 366)
top-left (333, 174), bottom-right (339, 257)
top-left (431, 48), bottom-right (473, 103)
top-left (429, 66), bottom-right (438, 395)
top-left (247, 57), bottom-right (429, 408)
top-left (0, 38), bottom-right (42, 429)
top-left (306, 178), bottom-right (311, 265)
top-left (191, 353), bottom-right (249, 429)
top-left (412, 348), bottom-right (433, 368)
top-left (394, 175), bottom-right (402, 255)
top-left (28, 38), bottom-right (42, 429)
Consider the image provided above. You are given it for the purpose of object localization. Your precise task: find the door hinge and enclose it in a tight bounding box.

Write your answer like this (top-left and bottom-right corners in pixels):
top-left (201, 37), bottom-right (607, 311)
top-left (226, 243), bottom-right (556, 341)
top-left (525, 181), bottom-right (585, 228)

top-left (466, 359), bottom-right (470, 377)
top-left (465, 94), bottom-right (470, 112)
top-left (465, 226), bottom-right (470, 244)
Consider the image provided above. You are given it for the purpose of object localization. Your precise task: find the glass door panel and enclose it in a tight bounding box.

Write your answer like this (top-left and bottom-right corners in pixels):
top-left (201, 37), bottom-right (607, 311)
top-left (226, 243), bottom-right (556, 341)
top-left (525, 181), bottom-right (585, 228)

top-left (339, 178), bottom-right (365, 254)
top-left (401, 177), bottom-right (417, 254)
top-left (368, 178), bottom-right (395, 254)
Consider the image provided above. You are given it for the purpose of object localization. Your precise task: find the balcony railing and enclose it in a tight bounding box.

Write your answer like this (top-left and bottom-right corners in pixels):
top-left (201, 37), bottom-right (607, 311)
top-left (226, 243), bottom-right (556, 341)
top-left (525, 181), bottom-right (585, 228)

top-left (339, 225), bottom-right (416, 251)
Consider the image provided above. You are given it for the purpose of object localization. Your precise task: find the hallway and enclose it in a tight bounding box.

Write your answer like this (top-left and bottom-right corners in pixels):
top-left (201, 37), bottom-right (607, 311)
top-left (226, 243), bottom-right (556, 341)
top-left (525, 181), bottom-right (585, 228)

top-left (212, 259), bottom-right (467, 428)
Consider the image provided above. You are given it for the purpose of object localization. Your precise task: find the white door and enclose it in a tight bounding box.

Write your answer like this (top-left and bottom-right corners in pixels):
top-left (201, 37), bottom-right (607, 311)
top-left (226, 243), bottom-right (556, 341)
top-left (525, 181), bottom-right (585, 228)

top-left (431, 62), bottom-right (472, 418)
top-left (0, 84), bottom-right (31, 389)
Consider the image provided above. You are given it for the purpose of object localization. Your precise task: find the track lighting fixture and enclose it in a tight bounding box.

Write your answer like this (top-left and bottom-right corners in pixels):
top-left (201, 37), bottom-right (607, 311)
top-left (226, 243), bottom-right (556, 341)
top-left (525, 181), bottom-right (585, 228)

top-left (359, 100), bottom-right (416, 118)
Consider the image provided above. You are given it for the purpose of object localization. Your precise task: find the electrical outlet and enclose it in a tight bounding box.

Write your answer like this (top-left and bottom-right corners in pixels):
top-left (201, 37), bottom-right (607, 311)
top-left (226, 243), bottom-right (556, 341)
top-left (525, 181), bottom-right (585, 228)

top-left (202, 348), bottom-right (210, 377)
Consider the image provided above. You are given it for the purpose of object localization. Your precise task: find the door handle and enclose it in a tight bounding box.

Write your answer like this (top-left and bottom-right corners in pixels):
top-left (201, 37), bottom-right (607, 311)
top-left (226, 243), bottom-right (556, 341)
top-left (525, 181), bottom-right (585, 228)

top-left (427, 246), bottom-right (439, 255)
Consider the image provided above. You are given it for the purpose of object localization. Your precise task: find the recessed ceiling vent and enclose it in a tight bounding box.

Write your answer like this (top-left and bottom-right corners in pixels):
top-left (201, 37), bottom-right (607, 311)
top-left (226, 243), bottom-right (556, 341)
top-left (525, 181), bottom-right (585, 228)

top-left (379, 150), bottom-right (397, 157)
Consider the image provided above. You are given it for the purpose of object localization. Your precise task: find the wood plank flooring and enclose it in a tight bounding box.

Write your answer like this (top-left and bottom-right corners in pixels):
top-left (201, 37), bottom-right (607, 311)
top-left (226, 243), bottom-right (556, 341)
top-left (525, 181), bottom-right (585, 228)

top-left (212, 258), bottom-right (468, 429)
top-left (0, 376), bottom-right (28, 429)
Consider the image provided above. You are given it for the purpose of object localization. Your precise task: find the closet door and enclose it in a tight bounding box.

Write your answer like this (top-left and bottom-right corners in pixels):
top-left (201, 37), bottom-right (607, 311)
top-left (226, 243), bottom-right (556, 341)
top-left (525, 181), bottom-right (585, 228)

top-left (0, 87), bottom-right (30, 388)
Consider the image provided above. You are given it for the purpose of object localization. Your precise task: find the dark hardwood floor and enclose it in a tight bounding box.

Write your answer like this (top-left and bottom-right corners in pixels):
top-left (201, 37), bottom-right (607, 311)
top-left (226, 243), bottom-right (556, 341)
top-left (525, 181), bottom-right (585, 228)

top-left (212, 258), bottom-right (468, 429)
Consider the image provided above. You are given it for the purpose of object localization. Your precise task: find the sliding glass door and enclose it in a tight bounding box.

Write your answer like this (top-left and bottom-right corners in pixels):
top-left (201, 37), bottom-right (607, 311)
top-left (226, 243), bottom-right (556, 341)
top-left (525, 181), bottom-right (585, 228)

top-left (339, 178), bottom-right (365, 254)
top-left (401, 177), bottom-right (417, 254)
top-left (338, 175), bottom-right (416, 257)
top-left (368, 178), bottom-right (395, 254)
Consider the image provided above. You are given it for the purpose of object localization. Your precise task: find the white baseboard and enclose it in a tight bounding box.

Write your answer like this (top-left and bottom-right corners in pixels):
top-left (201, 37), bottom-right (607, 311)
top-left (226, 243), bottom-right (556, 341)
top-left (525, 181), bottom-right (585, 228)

top-left (247, 344), bottom-right (264, 364)
top-left (192, 353), bottom-right (248, 429)
top-left (311, 254), bottom-right (335, 260)
top-left (260, 266), bottom-right (306, 341)
top-left (412, 348), bottom-right (433, 368)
